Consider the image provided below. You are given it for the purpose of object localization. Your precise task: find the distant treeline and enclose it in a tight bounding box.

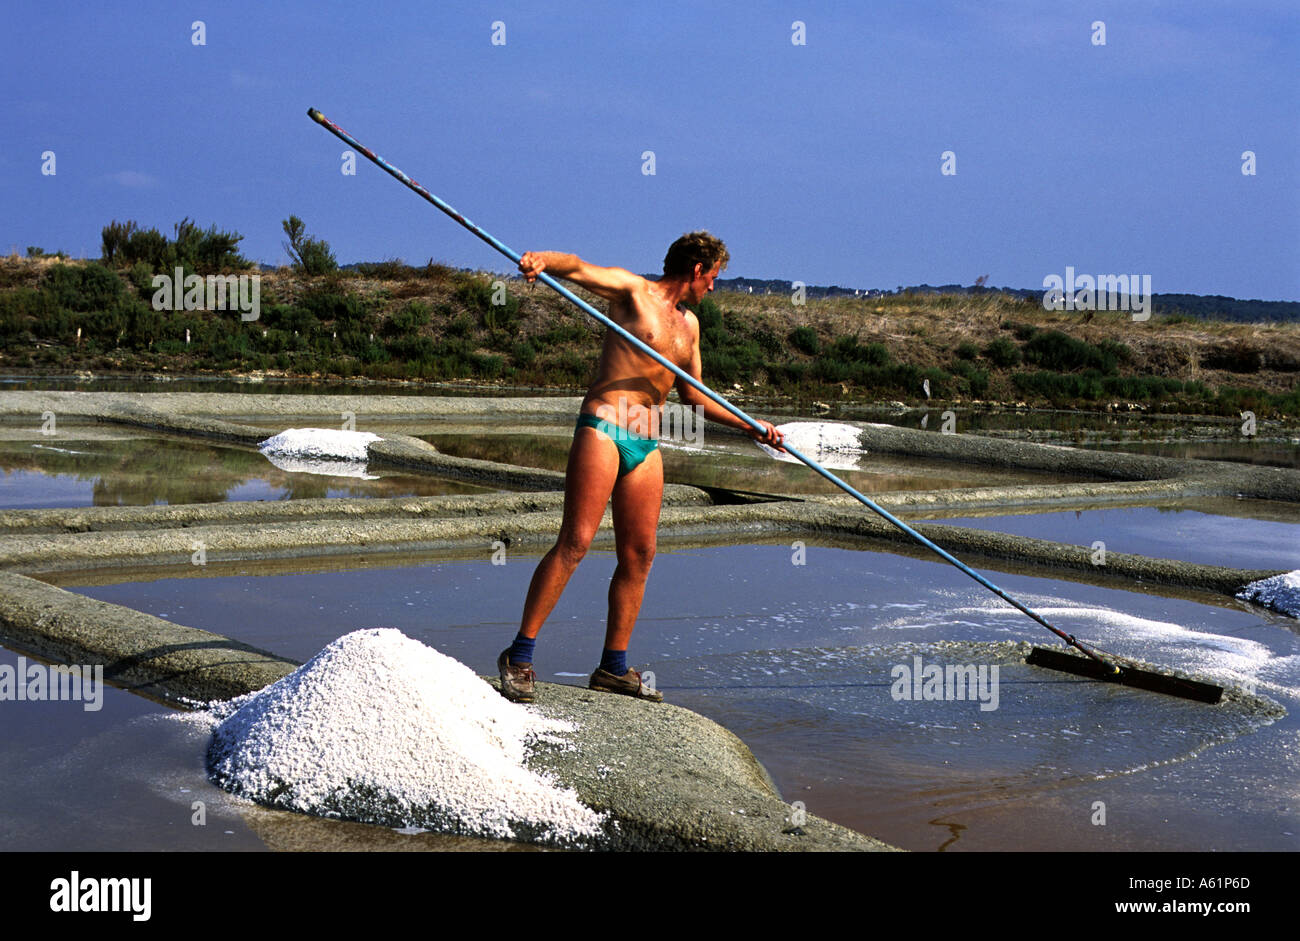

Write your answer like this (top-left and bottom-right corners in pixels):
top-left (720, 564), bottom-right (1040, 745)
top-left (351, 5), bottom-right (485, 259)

top-left (710, 278), bottom-right (1300, 323)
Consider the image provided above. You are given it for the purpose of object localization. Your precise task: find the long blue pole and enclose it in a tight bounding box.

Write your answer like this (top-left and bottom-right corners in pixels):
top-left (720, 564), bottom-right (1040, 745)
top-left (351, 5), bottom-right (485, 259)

top-left (306, 107), bottom-right (1115, 670)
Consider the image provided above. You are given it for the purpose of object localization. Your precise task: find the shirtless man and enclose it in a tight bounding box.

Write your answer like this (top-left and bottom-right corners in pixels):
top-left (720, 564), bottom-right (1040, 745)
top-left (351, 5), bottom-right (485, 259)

top-left (497, 231), bottom-right (784, 703)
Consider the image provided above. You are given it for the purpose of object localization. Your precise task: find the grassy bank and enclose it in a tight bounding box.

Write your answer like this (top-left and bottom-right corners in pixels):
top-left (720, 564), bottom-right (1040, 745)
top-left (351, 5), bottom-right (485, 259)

top-left (1, 255), bottom-right (1297, 418)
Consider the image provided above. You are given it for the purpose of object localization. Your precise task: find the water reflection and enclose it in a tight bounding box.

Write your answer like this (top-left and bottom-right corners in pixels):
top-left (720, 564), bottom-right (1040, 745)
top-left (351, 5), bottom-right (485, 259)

top-left (0, 433), bottom-right (495, 508)
top-left (426, 432), bottom-right (1097, 495)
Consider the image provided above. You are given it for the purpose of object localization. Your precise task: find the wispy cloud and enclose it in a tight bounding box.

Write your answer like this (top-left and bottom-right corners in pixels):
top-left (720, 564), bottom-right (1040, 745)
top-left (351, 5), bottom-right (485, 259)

top-left (108, 170), bottom-right (159, 188)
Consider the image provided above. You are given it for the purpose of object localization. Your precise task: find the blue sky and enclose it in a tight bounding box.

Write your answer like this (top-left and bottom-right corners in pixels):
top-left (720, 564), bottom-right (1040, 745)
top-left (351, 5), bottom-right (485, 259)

top-left (3, 1), bottom-right (1297, 299)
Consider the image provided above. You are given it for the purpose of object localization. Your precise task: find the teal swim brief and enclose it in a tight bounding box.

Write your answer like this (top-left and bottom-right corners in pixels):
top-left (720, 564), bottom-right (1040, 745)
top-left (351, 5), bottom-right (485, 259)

top-left (575, 412), bottom-right (659, 477)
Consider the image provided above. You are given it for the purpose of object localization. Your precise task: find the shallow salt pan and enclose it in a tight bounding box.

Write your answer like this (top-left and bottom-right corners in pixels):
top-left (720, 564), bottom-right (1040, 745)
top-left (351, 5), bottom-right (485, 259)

top-left (1237, 571), bottom-right (1300, 619)
top-left (258, 428), bottom-right (381, 463)
top-left (201, 629), bottom-right (606, 846)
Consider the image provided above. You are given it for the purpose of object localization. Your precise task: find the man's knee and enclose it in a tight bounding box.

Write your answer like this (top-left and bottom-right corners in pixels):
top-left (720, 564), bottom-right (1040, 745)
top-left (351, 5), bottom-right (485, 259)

top-left (555, 531), bottom-right (593, 567)
top-left (617, 543), bottom-right (656, 575)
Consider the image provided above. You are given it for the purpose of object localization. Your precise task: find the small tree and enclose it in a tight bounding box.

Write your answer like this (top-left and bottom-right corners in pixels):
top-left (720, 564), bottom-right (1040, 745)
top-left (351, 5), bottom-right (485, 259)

top-left (282, 215), bottom-right (338, 275)
top-left (101, 220), bottom-right (140, 264)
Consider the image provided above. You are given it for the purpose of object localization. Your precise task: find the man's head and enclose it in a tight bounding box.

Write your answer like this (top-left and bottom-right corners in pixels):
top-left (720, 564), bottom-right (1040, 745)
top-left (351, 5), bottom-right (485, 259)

top-left (663, 231), bottom-right (729, 281)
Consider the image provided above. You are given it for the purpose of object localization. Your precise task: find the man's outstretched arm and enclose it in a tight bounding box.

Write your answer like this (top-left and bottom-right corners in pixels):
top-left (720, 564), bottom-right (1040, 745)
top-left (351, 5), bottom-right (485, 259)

top-left (517, 251), bottom-right (643, 302)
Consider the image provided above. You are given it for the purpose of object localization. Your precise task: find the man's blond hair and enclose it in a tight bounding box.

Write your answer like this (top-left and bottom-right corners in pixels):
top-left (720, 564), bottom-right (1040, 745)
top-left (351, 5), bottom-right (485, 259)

top-left (662, 231), bottom-right (729, 278)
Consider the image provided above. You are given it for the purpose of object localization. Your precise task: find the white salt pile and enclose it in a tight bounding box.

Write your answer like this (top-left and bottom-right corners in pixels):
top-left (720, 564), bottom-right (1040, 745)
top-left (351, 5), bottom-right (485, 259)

top-left (258, 428), bottom-right (381, 462)
top-left (756, 421), bottom-right (866, 470)
top-left (203, 629), bottom-right (606, 846)
top-left (1237, 571), bottom-right (1300, 619)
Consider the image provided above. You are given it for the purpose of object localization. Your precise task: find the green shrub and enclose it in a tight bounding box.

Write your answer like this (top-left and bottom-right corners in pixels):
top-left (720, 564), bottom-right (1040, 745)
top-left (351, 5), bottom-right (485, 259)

top-left (100, 220), bottom-right (137, 264)
top-left (384, 300), bottom-right (432, 338)
top-left (955, 341), bottom-right (980, 360)
top-left (982, 336), bottom-right (1022, 368)
top-left (124, 227), bottom-right (170, 270)
top-left (386, 334), bottom-right (435, 360)
top-left (919, 367), bottom-right (949, 398)
top-left (43, 263), bottom-right (123, 312)
top-left (538, 322), bottom-right (588, 346)
top-left (171, 218), bottom-right (248, 272)
top-left (830, 336), bottom-right (890, 366)
top-left (694, 297), bottom-right (723, 332)
top-left (951, 359), bottom-right (990, 397)
top-left (300, 289), bottom-right (372, 330)
top-left (481, 292), bottom-right (521, 333)
top-left (1097, 338), bottom-right (1133, 365)
top-left (703, 350), bottom-right (742, 384)
top-left (455, 278), bottom-right (522, 334)
top-left (259, 303), bottom-right (319, 336)
top-left (789, 326), bottom-right (820, 355)
top-left (547, 349), bottom-right (594, 384)
top-left (1004, 321), bottom-right (1037, 341)
top-left (1203, 344), bottom-right (1264, 373)
top-left (810, 358), bottom-right (850, 383)
top-left (127, 261), bottom-right (155, 298)
top-left (770, 362), bottom-right (808, 386)
top-left (455, 279), bottom-right (493, 312)
top-left (0, 288), bottom-right (54, 339)
top-left (355, 259), bottom-right (415, 280)
top-left (1023, 330), bottom-right (1119, 373)
top-left (421, 261), bottom-right (456, 282)
top-left (121, 296), bottom-right (163, 349)
top-left (751, 327), bottom-right (782, 358)
top-left (282, 215), bottom-right (338, 275)
top-left (1012, 370), bottom-right (1106, 402)
top-left (446, 312), bottom-right (476, 338)
top-left (100, 218), bottom-right (246, 273)
top-left (476, 354), bottom-right (505, 378)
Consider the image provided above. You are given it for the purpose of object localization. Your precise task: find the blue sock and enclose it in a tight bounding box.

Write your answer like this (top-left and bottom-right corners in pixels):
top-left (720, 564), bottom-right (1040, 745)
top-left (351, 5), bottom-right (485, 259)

top-left (507, 633), bottom-right (536, 665)
top-left (600, 648), bottom-right (627, 675)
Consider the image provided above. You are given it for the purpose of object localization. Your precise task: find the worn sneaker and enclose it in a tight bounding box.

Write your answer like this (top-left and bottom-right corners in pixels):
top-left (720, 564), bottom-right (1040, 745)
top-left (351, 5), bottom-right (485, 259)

top-left (588, 666), bottom-right (663, 702)
top-left (498, 650), bottom-right (536, 703)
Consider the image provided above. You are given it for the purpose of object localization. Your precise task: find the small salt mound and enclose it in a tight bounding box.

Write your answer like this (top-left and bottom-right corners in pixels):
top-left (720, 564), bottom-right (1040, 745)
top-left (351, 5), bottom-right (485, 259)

top-left (756, 421), bottom-right (865, 470)
top-left (258, 428), bottom-right (381, 463)
top-left (1237, 571), bottom-right (1300, 619)
top-left (204, 629), bottom-right (606, 846)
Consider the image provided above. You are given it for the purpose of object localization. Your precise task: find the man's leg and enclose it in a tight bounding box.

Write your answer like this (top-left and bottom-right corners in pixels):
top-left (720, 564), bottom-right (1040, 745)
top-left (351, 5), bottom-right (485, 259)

top-left (603, 447), bottom-right (664, 655)
top-left (516, 424), bottom-right (621, 641)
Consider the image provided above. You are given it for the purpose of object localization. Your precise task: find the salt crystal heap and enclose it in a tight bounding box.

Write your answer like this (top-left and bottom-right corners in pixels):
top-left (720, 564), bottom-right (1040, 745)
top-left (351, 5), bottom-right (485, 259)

top-left (205, 629), bottom-right (606, 847)
top-left (259, 427), bottom-right (381, 462)
top-left (1237, 570), bottom-right (1300, 619)
top-left (756, 421), bottom-right (866, 470)
top-left (258, 428), bottom-right (381, 477)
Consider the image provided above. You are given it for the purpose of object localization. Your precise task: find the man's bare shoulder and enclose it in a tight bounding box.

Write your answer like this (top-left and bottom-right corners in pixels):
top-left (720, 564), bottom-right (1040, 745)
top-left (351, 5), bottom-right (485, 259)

top-left (575, 262), bottom-right (648, 303)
